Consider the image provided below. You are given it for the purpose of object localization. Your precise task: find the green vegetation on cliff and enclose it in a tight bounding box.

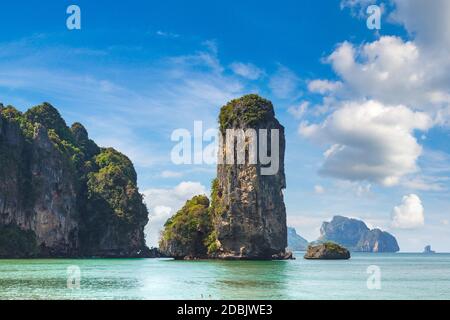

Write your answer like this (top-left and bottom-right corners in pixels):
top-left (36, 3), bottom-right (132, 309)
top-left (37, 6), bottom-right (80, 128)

top-left (25, 103), bottom-right (75, 145)
top-left (79, 148), bottom-right (149, 254)
top-left (159, 195), bottom-right (214, 258)
top-left (0, 102), bottom-right (149, 257)
top-left (160, 94), bottom-right (288, 260)
top-left (218, 94), bottom-right (274, 133)
top-left (85, 148), bottom-right (147, 225)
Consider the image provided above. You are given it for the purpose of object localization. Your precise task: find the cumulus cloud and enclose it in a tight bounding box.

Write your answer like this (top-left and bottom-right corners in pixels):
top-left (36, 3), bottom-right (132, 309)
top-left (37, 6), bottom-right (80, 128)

top-left (143, 181), bottom-right (207, 247)
top-left (230, 62), bottom-right (264, 80)
top-left (300, 100), bottom-right (432, 186)
top-left (333, 2), bottom-right (450, 123)
top-left (298, 0), bottom-right (450, 188)
top-left (392, 194), bottom-right (425, 229)
top-left (326, 37), bottom-right (446, 110)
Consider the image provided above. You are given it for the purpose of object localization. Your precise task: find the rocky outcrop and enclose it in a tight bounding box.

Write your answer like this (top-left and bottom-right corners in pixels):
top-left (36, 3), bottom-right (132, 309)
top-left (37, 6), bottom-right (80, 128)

top-left (160, 94), bottom-right (289, 260)
top-left (317, 216), bottom-right (399, 252)
top-left (159, 195), bottom-right (212, 260)
top-left (287, 227), bottom-right (308, 251)
top-left (423, 245), bottom-right (435, 254)
top-left (304, 242), bottom-right (350, 260)
top-left (0, 103), bottom-right (149, 257)
top-left (211, 95), bottom-right (288, 259)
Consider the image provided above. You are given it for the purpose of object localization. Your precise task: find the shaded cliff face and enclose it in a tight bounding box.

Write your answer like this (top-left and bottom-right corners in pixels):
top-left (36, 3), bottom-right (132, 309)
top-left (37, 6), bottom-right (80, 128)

top-left (0, 103), bottom-right (149, 257)
top-left (318, 216), bottom-right (399, 252)
top-left (211, 94), bottom-right (287, 259)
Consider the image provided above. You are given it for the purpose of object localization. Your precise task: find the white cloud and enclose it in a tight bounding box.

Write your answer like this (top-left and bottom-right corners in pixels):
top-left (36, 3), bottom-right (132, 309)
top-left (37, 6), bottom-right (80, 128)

top-left (300, 100), bottom-right (432, 186)
top-left (330, 4), bottom-right (450, 124)
top-left (390, 0), bottom-right (450, 50)
top-left (143, 181), bottom-right (207, 247)
top-left (288, 101), bottom-right (309, 119)
top-left (392, 194), bottom-right (425, 229)
top-left (269, 65), bottom-right (300, 99)
top-left (327, 37), bottom-right (429, 107)
top-left (230, 62), bottom-right (264, 80)
top-left (303, 2), bottom-right (450, 188)
top-left (155, 30), bottom-right (180, 38)
top-left (308, 79), bottom-right (342, 94)
top-left (160, 170), bottom-right (183, 178)
top-left (314, 185), bottom-right (325, 194)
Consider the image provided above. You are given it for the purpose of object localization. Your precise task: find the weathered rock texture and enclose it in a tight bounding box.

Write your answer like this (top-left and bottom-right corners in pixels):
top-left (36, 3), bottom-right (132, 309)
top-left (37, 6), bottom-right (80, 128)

top-left (212, 95), bottom-right (287, 259)
top-left (287, 227), bottom-right (309, 251)
top-left (317, 216), bottom-right (400, 252)
top-left (0, 103), bottom-right (149, 257)
top-left (304, 242), bottom-right (350, 260)
top-left (160, 95), bottom-right (289, 260)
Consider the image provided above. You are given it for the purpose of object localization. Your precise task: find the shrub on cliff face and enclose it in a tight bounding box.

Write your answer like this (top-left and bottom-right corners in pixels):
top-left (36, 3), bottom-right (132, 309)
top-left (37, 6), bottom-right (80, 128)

top-left (25, 103), bottom-right (76, 145)
top-left (0, 106), bottom-right (35, 139)
top-left (80, 148), bottom-right (149, 254)
top-left (160, 195), bottom-right (212, 259)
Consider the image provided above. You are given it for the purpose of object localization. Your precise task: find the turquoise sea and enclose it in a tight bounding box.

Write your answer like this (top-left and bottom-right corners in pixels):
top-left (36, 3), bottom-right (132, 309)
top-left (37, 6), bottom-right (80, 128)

top-left (0, 253), bottom-right (449, 300)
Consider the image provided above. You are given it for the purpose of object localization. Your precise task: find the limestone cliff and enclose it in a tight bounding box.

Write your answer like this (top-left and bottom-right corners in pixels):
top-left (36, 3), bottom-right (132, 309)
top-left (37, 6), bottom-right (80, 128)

top-left (0, 103), bottom-right (149, 257)
top-left (317, 216), bottom-right (400, 252)
top-left (211, 95), bottom-right (287, 259)
top-left (160, 94), bottom-right (289, 260)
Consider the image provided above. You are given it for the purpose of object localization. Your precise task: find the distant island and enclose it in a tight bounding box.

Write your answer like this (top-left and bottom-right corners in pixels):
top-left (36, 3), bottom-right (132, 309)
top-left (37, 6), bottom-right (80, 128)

top-left (316, 216), bottom-right (400, 252)
top-left (423, 245), bottom-right (436, 254)
top-left (287, 227), bottom-right (308, 251)
top-left (160, 94), bottom-right (291, 260)
top-left (0, 103), bottom-right (151, 258)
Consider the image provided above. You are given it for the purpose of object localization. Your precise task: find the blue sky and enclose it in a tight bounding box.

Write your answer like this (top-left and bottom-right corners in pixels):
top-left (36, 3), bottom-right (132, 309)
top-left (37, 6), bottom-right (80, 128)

top-left (1, 0), bottom-right (450, 251)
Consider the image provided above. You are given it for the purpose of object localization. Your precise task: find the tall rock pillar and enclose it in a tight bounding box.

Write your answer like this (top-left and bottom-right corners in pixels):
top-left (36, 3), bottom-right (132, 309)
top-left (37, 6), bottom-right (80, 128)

top-left (211, 94), bottom-right (288, 259)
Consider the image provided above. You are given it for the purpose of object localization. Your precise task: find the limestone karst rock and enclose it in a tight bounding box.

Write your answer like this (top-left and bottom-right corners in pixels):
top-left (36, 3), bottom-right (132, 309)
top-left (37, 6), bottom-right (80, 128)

top-left (211, 94), bottom-right (288, 259)
top-left (304, 242), bottom-right (351, 260)
top-left (0, 103), bottom-right (150, 257)
top-left (160, 94), bottom-right (290, 260)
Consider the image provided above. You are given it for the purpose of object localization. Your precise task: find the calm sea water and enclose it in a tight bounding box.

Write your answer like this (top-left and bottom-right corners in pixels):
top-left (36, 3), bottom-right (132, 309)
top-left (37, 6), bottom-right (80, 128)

top-left (0, 253), bottom-right (449, 300)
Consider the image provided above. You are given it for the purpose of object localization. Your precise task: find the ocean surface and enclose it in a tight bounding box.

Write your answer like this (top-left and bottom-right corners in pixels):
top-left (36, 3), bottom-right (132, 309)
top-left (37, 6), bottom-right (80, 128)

top-left (0, 252), bottom-right (449, 300)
